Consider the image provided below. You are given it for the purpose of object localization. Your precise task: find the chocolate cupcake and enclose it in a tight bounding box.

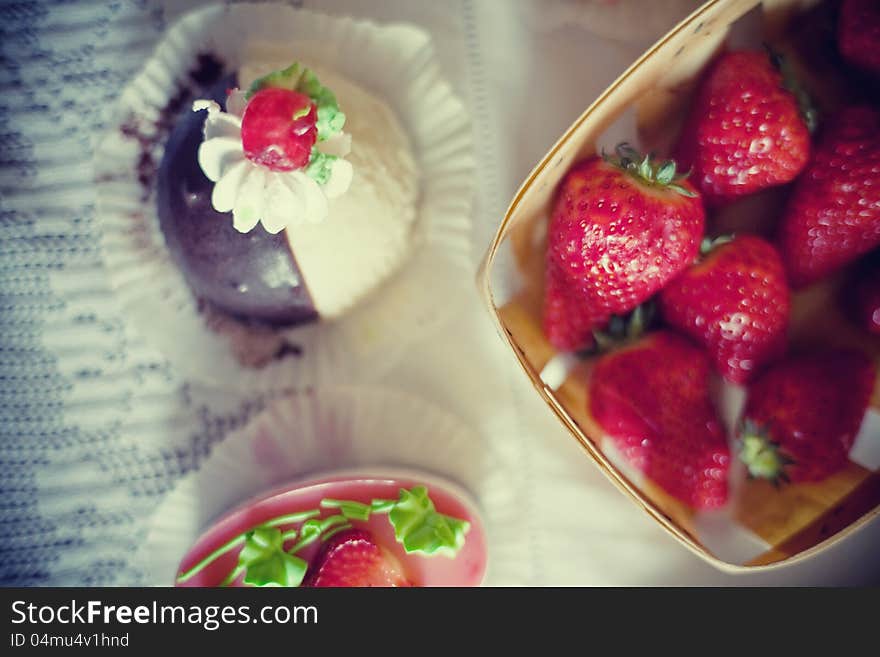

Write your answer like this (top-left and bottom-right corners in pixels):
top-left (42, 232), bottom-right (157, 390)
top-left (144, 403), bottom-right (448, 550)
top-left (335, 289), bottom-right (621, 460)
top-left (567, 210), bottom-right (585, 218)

top-left (95, 5), bottom-right (473, 389)
top-left (157, 59), bottom-right (418, 329)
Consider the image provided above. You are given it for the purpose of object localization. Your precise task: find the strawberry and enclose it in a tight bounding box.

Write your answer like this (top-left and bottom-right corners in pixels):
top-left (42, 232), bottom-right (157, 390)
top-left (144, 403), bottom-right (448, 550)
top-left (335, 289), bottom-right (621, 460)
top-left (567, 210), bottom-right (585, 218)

top-left (305, 529), bottom-right (411, 587)
top-left (240, 87), bottom-right (317, 171)
top-left (738, 350), bottom-right (876, 484)
top-left (543, 258), bottom-right (597, 351)
top-left (659, 235), bottom-right (790, 384)
top-left (674, 50), bottom-right (811, 207)
top-left (779, 105), bottom-right (880, 288)
top-left (543, 144), bottom-right (704, 351)
top-left (838, 0), bottom-right (880, 77)
top-left (848, 253), bottom-right (880, 335)
top-left (589, 331), bottom-right (730, 509)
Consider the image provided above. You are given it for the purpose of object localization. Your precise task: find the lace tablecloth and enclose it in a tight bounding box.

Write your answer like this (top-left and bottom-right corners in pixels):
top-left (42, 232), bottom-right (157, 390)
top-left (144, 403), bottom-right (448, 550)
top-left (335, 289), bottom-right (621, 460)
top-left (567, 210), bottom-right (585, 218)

top-left (3, 0), bottom-right (878, 586)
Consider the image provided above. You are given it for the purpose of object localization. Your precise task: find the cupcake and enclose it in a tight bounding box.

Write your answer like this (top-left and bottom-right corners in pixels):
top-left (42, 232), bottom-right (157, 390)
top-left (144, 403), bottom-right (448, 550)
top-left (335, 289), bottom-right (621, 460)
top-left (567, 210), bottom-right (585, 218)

top-left (174, 471), bottom-right (487, 587)
top-left (96, 5), bottom-right (473, 387)
top-left (157, 55), bottom-right (418, 328)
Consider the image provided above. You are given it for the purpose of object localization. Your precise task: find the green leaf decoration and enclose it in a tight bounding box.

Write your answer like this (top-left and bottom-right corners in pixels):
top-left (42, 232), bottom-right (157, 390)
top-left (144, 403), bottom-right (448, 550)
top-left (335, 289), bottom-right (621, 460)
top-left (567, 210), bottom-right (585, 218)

top-left (237, 527), bottom-right (308, 587)
top-left (179, 488), bottom-right (471, 586)
top-left (370, 499), bottom-right (397, 514)
top-left (305, 150), bottom-right (337, 185)
top-left (289, 515), bottom-right (350, 553)
top-left (316, 104), bottom-right (346, 142)
top-left (321, 499), bottom-right (372, 521)
top-left (297, 69), bottom-right (346, 141)
top-left (388, 487), bottom-right (470, 557)
top-left (246, 62), bottom-right (304, 99)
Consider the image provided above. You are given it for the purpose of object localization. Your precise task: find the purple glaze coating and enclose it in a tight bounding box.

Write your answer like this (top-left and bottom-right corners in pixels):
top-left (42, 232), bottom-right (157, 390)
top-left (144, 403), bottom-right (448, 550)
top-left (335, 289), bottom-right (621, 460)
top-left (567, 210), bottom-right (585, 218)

top-left (156, 72), bottom-right (319, 327)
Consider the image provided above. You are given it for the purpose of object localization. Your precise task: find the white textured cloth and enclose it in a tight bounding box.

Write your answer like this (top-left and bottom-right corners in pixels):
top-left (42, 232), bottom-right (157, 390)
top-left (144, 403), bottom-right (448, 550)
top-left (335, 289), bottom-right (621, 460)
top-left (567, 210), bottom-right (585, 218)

top-left (2, 0), bottom-right (878, 586)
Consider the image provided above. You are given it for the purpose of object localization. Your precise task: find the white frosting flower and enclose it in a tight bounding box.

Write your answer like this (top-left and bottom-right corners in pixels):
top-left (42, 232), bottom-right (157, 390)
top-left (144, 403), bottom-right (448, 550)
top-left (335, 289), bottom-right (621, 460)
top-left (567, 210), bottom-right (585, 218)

top-left (193, 90), bottom-right (353, 234)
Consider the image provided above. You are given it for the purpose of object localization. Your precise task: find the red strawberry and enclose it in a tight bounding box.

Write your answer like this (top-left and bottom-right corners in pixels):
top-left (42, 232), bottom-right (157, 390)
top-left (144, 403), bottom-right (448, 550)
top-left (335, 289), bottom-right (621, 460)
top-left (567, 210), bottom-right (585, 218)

top-left (675, 50), bottom-right (811, 207)
top-left (848, 253), bottom-right (880, 335)
top-left (838, 0), bottom-right (880, 76)
top-left (738, 350), bottom-right (876, 484)
top-left (659, 235), bottom-right (790, 384)
top-left (544, 144), bottom-right (704, 351)
top-left (543, 258), bottom-right (598, 351)
top-left (305, 529), bottom-right (411, 587)
top-left (241, 87), bottom-right (317, 171)
top-left (779, 105), bottom-right (880, 288)
top-left (589, 331), bottom-right (730, 509)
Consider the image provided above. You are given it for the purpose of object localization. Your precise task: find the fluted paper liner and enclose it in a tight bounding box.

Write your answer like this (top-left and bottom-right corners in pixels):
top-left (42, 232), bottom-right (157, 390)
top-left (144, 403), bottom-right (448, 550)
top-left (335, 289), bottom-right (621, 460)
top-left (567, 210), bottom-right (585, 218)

top-left (95, 3), bottom-right (474, 391)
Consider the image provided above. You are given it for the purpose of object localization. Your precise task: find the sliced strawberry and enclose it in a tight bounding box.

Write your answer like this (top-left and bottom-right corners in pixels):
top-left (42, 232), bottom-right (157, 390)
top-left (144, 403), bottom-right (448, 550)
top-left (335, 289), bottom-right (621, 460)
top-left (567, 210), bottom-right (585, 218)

top-left (240, 87), bottom-right (317, 172)
top-left (305, 529), bottom-right (412, 588)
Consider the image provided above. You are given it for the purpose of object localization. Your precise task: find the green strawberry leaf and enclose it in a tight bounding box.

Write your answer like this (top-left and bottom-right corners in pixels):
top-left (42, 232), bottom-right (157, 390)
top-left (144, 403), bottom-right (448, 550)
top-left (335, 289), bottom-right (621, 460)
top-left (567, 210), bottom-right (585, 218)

top-left (238, 526), bottom-right (308, 587)
top-left (388, 487), bottom-right (470, 557)
top-left (668, 183), bottom-right (698, 198)
top-left (656, 160), bottom-right (676, 185)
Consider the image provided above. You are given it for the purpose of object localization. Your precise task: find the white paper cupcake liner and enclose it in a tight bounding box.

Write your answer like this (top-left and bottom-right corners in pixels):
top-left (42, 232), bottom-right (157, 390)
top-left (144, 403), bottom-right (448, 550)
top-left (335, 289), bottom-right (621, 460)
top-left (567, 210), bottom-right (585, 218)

top-left (95, 3), bottom-right (474, 392)
top-left (135, 386), bottom-right (527, 586)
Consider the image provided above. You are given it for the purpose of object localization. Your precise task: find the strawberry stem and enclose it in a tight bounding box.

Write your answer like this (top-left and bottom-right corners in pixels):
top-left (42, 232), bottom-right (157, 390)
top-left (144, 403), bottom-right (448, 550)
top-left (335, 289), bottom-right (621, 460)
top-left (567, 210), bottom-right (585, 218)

top-left (737, 420), bottom-right (794, 484)
top-left (603, 143), bottom-right (697, 197)
top-left (699, 234), bottom-right (735, 257)
top-left (582, 301), bottom-right (657, 357)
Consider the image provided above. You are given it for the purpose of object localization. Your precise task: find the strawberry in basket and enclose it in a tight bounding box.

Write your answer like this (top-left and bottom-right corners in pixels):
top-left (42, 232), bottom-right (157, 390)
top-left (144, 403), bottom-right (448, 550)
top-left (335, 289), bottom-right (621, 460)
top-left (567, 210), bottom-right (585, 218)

top-left (589, 331), bottom-right (730, 509)
top-left (543, 144), bottom-right (704, 351)
top-left (675, 49), bottom-right (812, 207)
top-left (779, 105), bottom-right (880, 288)
top-left (659, 234), bottom-right (791, 384)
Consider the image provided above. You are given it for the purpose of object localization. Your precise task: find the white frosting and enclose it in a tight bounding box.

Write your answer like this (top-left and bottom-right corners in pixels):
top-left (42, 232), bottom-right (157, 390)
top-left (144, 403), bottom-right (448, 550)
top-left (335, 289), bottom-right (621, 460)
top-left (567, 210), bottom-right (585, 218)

top-left (194, 89), bottom-right (353, 233)
top-left (278, 65), bottom-right (419, 320)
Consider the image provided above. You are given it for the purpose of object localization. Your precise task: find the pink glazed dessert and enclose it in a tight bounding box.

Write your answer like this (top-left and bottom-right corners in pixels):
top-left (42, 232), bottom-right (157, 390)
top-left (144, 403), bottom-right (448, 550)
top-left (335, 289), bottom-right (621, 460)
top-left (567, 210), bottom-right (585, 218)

top-left (175, 472), bottom-right (487, 587)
